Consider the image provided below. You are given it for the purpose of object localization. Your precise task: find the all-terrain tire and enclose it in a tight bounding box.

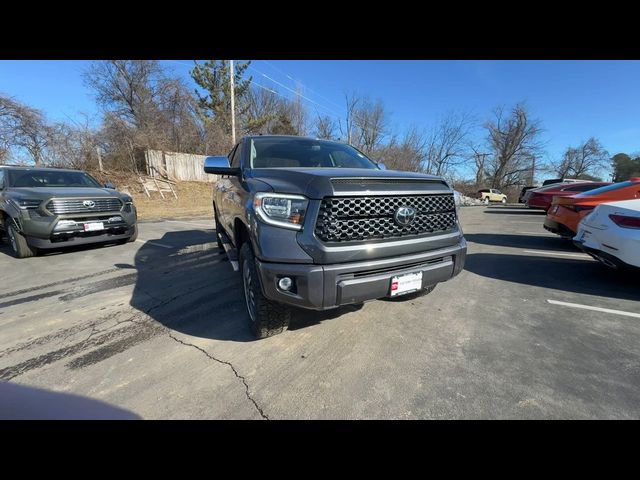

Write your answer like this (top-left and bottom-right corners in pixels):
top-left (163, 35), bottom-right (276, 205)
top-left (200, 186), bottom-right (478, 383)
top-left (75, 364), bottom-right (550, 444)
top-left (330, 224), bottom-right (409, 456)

top-left (239, 242), bottom-right (291, 339)
top-left (7, 223), bottom-right (38, 258)
top-left (126, 224), bottom-right (138, 243)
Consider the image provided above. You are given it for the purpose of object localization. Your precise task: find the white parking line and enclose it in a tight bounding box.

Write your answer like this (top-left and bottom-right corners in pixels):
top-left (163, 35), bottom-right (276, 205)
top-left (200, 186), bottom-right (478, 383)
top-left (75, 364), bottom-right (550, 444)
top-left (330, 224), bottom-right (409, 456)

top-left (165, 220), bottom-right (213, 229)
top-left (517, 231), bottom-right (555, 236)
top-left (523, 249), bottom-right (593, 259)
top-left (135, 239), bottom-right (173, 249)
top-left (547, 299), bottom-right (640, 319)
top-left (510, 221), bottom-right (543, 224)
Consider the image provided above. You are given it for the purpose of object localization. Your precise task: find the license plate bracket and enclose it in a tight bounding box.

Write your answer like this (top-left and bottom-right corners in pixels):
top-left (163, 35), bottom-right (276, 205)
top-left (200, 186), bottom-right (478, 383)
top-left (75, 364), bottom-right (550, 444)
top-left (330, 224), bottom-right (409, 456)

top-left (389, 272), bottom-right (423, 297)
top-left (84, 222), bottom-right (105, 232)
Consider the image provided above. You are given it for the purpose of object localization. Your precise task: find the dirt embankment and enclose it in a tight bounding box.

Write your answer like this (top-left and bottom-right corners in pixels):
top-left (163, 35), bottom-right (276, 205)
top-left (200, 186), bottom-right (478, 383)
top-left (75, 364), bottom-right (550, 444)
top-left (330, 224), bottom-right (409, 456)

top-left (89, 171), bottom-right (214, 220)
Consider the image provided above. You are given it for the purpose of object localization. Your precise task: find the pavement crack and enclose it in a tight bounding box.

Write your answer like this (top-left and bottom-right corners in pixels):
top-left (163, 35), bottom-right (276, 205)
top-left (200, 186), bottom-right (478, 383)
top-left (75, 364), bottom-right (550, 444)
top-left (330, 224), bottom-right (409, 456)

top-left (166, 332), bottom-right (269, 420)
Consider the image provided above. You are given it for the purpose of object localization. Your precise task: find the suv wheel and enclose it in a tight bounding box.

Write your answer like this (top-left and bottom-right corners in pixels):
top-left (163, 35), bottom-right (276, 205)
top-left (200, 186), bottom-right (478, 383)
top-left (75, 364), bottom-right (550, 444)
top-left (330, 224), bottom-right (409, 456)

top-left (483, 197), bottom-right (490, 205)
top-left (501, 197), bottom-right (507, 204)
top-left (239, 243), bottom-right (291, 339)
top-left (126, 224), bottom-right (138, 243)
top-left (7, 223), bottom-right (37, 258)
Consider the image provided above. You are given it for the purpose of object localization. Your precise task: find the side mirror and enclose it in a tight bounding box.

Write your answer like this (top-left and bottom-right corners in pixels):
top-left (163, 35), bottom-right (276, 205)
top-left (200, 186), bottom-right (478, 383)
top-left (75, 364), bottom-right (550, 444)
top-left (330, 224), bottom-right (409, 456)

top-left (377, 162), bottom-right (387, 170)
top-left (104, 182), bottom-right (116, 189)
top-left (204, 156), bottom-right (240, 176)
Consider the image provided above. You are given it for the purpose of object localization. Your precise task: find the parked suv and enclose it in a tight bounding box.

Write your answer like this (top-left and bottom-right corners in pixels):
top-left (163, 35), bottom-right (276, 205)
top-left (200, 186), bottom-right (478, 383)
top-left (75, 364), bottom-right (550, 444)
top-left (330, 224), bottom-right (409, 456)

top-left (478, 188), bottom-right (507, 204)
top-left (205, 135), bottom-right (467, 338)
top-left (0, 166), bottom-right (137, 258)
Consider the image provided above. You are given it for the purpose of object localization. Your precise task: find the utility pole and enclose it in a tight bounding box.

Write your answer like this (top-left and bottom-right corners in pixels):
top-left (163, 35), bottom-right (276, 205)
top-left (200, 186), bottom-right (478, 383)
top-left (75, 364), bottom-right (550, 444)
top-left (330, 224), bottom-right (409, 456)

top-left (96, 146), bottom-right (103, 173)
top-left (530, 154), bottom-right (536, 185)
top-left (229, 60), bottom-right (236, 146)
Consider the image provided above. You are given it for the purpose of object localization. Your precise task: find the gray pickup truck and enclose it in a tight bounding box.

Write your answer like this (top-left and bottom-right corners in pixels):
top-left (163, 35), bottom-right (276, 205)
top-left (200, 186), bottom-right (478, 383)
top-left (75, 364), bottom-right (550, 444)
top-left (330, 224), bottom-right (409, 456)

top-left (205, 135), bottom-right (466, 338)
top-left (0, 166), bottom-right (137, 258)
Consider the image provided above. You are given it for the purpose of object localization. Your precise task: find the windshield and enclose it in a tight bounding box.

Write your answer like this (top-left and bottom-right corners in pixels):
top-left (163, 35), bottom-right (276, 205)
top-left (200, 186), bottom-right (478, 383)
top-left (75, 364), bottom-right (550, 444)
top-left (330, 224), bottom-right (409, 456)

top-left (7, 169), bottom-right (102, 188)
top-left (576, 180), bottom-right (636, 197)
top-left (249, 138), bottom-right (379, 169)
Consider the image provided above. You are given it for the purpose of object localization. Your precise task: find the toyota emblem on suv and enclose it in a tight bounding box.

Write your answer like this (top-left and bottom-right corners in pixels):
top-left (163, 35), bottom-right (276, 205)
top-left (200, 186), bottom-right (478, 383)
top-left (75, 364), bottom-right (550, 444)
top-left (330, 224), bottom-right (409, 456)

top-left (394, 206), bottom-right (416, 226)
top-left (83, 200), bottom-right (96, 209)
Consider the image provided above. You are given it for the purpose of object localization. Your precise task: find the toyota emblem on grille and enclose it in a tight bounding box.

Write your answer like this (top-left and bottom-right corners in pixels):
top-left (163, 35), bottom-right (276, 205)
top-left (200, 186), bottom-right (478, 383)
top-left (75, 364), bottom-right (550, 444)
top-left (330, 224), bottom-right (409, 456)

top-left (394, 206), bottom-right (416, 226)
top-left (83, 200), bottom-right (96, 209)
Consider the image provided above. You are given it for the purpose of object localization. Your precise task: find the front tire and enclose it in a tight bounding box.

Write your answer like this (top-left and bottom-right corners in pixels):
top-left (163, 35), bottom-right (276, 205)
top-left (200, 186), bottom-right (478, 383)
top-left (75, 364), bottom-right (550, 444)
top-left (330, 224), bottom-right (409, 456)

top-left (239, 243), bottom-right (291, 339)
top-left (126, 224), bottom-right (138, 243)
top-left (501, 197), bottom-right (507, 204)
top-left (7, 223), bottom-right (38, 258)
top-left (483, 197), bottom-right (490, 205)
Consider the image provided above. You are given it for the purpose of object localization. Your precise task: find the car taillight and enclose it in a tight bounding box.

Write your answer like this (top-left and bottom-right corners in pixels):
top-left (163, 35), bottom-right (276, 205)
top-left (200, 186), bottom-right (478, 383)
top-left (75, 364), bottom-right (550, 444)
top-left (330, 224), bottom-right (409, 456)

top-left (565, 205), bottom-right (595, 213)
top-left (609, 214), bottom-right (640, 229)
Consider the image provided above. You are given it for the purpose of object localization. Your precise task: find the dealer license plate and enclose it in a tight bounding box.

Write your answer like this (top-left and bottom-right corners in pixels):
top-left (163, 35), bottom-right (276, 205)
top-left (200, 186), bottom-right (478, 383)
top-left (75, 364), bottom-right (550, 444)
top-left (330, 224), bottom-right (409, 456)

top-left (84, 222), bottom-right (104, 232)
top-left (390, 272), bottom-right (423, 297)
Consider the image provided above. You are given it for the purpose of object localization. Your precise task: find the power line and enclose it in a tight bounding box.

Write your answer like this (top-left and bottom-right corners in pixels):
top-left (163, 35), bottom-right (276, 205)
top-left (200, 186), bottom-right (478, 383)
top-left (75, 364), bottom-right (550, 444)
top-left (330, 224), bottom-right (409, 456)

top-left (246, 64), bottom-right (343, 119)
top-left (259, 60), bottom-right (344, 111)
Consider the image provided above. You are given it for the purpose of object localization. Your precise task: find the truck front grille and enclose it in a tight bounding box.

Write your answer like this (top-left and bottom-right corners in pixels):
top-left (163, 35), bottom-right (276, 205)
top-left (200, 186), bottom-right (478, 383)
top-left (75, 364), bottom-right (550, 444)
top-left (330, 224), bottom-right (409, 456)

top-left (314, 194), bottom-right (457, 243)
top-left (46, 198), bottom-right (123, 215)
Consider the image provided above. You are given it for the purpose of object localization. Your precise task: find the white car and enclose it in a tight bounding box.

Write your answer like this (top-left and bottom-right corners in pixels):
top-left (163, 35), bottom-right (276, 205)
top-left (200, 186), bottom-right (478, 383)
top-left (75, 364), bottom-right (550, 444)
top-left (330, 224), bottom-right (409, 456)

top-left (574, 199), bottom-right (640, 269)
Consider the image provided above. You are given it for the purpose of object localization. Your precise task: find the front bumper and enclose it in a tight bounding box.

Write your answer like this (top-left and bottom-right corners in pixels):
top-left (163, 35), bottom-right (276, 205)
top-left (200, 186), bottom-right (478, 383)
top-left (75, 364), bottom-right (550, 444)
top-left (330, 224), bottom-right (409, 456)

top-left (17, 206), bottom-right (137, 249)
top-left (256, 238), bottom-right (467, 310)
top-left (27, 225), bottom-right (136, 249)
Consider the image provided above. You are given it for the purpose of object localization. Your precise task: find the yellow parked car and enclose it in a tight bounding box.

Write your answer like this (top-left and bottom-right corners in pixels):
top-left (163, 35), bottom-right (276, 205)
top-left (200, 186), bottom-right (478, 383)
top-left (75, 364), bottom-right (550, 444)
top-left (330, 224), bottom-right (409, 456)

top-left (478, 188), bottom-right (507, 204)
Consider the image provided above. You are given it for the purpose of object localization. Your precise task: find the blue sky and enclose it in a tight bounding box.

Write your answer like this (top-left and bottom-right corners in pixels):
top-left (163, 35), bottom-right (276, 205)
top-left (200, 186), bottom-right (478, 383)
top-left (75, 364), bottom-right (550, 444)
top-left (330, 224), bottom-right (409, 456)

top-left (1, 60), bottom-right (639, 178)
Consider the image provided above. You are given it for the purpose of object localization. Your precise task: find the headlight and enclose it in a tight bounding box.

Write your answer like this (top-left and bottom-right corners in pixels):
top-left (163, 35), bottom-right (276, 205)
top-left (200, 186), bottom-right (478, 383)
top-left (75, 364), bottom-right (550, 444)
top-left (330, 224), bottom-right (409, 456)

top-left (121, 195), bottom-right (133, 204)
top-left (9, 198), bottom-right (41, 209)
top-left (254, 193), bottom-right (308, 230)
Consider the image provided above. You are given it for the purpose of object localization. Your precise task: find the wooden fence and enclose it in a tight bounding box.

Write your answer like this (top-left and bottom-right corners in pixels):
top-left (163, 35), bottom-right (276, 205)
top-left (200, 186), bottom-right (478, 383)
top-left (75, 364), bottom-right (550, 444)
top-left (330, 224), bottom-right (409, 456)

top-left (144, 150), bottom-right (217, 183)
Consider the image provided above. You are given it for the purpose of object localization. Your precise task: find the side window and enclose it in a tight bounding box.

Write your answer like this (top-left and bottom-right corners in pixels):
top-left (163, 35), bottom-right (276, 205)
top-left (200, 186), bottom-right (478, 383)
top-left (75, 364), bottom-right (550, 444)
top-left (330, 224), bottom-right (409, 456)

top-left (0, 170), bottom-right (4, 189)
top-left (231, 143), bottom-right (243, 168)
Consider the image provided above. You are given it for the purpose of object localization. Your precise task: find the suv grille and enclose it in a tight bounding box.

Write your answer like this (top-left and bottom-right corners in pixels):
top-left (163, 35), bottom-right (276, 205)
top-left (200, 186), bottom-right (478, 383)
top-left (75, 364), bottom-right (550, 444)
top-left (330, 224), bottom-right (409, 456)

top-left (315, 194), bottom-right (457, 243)
top-left (46, 198), bottom-right (122, 215)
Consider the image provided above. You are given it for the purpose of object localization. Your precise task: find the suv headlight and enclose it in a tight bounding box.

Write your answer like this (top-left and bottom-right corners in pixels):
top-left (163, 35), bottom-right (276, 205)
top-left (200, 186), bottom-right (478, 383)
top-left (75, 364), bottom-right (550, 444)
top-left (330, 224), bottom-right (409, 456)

top-left (9, 198), bottom-right (42, 209)
top-left (254, 193), bottom-right (308, 230)
top-left (121, 195), bottom-right (134, 204)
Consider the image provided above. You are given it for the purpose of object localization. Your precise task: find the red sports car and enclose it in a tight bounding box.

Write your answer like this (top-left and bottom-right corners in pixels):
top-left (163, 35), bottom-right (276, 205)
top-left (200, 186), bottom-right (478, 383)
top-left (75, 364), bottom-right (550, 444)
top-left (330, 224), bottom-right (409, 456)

top-left (526, 181), bottom-right (611, 211)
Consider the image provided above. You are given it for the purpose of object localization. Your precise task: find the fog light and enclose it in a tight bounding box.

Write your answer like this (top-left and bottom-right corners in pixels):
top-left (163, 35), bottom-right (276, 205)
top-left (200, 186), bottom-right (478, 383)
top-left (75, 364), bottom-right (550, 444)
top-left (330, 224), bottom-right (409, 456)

top-left (278, 277), bottom-right (293, 291)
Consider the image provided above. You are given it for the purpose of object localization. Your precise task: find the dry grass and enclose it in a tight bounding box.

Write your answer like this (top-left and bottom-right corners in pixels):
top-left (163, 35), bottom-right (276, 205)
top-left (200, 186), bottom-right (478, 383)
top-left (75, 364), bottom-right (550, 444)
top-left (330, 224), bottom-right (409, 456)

top-left (88, 170), bottom-right (213, 220)
top-left (131, 181), bottom-right (213, 220)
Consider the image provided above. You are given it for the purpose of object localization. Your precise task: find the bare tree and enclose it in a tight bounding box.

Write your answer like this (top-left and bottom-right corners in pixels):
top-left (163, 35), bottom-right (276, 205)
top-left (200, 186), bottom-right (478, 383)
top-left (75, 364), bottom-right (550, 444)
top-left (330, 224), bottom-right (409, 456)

top-left (378, 126), bottom-right (428, 172)
top-left (469, 144), bottom-right (490, 187)
top-left (352, 96), bottom-right (389, 154)
top-left (339, 91), bottom-right (360, 144)
top-left (485, 103), bottom-right (544, 189)
top-left (554, 137), bottom-right (609, 179)
top-left (314, 113), bottom-right (337, 140)
top-left (241, 87), bottom-right (280, 135)
top-left (424, 111), bottom-right (475, 176)
top-left (0, 95), bottom-right (49, 165)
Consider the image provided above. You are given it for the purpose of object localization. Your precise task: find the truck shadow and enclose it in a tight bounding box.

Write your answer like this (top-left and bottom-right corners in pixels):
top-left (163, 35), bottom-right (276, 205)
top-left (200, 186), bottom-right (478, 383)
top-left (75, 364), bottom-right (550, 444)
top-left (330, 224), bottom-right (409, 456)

top-left (483, 209), bottom-right (545, 215)
top-left (465, 233), bottom-right (578, 253)
top-left (127, 229), bottom-right (354, 342)
top-left (465, 252), bottom-right (640, 301)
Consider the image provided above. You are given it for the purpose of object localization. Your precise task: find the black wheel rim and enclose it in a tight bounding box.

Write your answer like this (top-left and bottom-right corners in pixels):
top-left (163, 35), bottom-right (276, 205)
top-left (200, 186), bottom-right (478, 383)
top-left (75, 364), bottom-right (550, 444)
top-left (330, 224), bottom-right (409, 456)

top-left (242, 260), bottom-right (256, 322)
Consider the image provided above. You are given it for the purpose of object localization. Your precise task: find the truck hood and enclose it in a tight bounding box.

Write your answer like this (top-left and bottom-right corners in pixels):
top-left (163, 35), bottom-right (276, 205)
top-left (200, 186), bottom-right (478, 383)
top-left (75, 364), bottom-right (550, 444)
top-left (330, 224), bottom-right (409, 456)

top-left (249, 168), bottom-right (451, 198)
top-left (8, 187), bottom-right (123, 201)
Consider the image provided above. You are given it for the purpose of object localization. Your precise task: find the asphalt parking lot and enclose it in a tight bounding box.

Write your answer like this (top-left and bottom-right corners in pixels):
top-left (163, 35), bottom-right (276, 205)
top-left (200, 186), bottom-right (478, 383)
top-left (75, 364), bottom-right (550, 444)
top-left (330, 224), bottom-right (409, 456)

top-left (1, 205), bottom-right (639, 419)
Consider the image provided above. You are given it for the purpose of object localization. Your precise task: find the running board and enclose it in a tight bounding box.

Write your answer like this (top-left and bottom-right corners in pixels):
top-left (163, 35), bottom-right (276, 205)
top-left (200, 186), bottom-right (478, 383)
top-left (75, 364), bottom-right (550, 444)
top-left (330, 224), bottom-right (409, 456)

top-left (217, 230), bottom-right (239, 271)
